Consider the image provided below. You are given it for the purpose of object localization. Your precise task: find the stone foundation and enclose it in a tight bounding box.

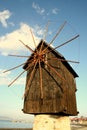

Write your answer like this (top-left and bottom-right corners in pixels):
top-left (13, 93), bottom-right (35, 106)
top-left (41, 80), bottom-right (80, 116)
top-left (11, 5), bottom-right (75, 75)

top-left (33, 114), bottom-right (71, 130)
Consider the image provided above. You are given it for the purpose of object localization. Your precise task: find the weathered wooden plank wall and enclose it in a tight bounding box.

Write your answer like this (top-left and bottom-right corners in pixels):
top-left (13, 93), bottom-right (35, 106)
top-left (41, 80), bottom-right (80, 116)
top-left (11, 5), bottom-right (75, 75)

top-left (23, 42), bottom-right (78, 116)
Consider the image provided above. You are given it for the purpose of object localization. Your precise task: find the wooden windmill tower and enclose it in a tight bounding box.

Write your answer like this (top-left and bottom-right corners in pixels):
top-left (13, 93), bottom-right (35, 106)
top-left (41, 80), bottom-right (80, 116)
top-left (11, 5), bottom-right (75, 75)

top-left (4, 21), bottom-right (79, 117)
top-left (22, 39), bottom-right (79, 116)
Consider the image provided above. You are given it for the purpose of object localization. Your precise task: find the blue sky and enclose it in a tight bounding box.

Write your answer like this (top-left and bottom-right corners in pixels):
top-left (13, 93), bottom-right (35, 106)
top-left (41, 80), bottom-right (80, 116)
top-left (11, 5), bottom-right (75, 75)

top-left (0, 0), bottom-right (87, 120)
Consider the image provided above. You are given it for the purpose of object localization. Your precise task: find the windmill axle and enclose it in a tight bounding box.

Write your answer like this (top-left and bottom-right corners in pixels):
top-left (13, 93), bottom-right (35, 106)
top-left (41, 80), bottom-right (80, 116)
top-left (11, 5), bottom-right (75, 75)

top-left (33, 52), bottom-right (46, 63)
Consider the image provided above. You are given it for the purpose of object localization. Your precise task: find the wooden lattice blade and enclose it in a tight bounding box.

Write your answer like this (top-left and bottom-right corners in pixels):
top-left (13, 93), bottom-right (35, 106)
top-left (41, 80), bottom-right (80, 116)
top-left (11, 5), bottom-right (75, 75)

top-left (39, 60), bottom-right (43, 99)
top-left (45, 34), bottom-right (79, 55)
top-left (8, 59), bottom-right (35, 87)
top-left (43, 21), bottom-right (50, 41)
top-left (55, 34), bottom-right (79, 49)
top-left (25, 59), bottom-right (36, 71)
top-left (47, 57), bottom-right (80, 64)
top-left (8, 70), bottom-right (26, 87)
top-left (30, 28), bottom-right (37, 48)
top-left (44, 61), bottom-right (66, 82)
top-left (49, 21), bottom-right (67, 45)
top-left (23, 60), bottom-right (38, 98)
top-left (8, 54), bottom-right (29, 58)
top-left (42, 21), bottom-right (67, 54)
top-left (39, 21), bottom-right (50, 53)
top-left (19, 40), bottom-right (34, 53)
top-left (4, 55), bottom-right (35, 73)
top-left (3, 62), bottom-right (26, 73)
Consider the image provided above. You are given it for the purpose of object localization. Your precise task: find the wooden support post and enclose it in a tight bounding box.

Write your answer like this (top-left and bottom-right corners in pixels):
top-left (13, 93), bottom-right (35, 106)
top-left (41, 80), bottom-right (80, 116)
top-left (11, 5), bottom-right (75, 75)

top-left (33, 114), bottom-right (71, 130)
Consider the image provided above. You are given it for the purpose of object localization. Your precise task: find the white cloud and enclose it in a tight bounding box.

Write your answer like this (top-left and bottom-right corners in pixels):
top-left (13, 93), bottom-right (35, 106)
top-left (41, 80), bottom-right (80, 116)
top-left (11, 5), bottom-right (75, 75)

top-left (0, 10), bottom-right (12, 28)
top-left (32, 23), bottom-right (54, 38)
top-left (32, 2), bottom-right (45, 15)
top-left (1, 52), bottom-right (8, 56)
top-left (0, 23), bottom-right (40, 55)
top-left (33, 24), bottom-right (45, 37)
top-left (0, 23), bottom-right (47, 86)
top-left (52, 8), bottom-right (59, 14)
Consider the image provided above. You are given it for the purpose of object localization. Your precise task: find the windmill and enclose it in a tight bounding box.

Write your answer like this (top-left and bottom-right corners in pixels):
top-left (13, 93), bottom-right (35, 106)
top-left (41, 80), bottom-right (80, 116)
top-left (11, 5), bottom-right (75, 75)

top-left (4, 21), bottom-right (79, 116)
